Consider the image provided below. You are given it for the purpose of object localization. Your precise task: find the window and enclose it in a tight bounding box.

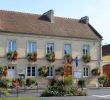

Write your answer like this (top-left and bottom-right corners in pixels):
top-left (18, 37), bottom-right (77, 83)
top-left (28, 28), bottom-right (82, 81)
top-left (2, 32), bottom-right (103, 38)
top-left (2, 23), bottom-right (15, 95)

top-left (83, 45), bottom-right (90, 55)
top-left (7, 40), bottom-right (16, 52)
top-left (83, 67), bottom-right (89, 77)
top-left (47, 66), bottom-right (54, 76)
top-left (27, 66), bottom-right (36, 76)
top-left (46, 43), bottom-right (54, 54)
top-left (64, 44), bottom-right (71, 54)
top-left (27, 42), bottom-right (37, 53)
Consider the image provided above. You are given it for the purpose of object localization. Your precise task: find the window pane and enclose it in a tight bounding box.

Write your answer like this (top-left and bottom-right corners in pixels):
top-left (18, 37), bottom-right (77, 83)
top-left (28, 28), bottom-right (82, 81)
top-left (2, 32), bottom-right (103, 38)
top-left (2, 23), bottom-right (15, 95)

top-left (32, 67), bottom-right (35, 76)
top-left (47, 43), bottom-right (54, 53)
top-left (27, 67), bottom-right (31, 76)
top-left (64, 44), bottom-right (71, 54)
top-left (32, 42), bottom-right (36, 52)
top-left (8, 40), bottom-right (16, 52)
top-left (12, 41), bottom-right (16, 51)
top-left (50, 67), bottom-right (53, 76)
top-left (8, 41), bottom-right (11, 52)
top-left (27, 42), bottom-right (37, 53)
top-left (83, 45), bottom-right (89, 55)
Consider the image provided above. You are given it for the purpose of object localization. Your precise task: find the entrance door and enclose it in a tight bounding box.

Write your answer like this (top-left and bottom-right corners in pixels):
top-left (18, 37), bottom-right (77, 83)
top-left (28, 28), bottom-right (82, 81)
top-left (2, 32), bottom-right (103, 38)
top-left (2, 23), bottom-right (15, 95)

top-left (103, 64), bottom-right (110, 87)
top-left (8, 66), bottom-right (15, 78)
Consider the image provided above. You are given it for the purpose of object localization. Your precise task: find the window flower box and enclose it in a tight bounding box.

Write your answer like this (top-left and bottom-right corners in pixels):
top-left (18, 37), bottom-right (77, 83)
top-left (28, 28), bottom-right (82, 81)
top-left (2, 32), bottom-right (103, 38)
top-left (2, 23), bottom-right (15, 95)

top-left (82, 54), bottom-right (91, 63)
top-left (27, 52), bottom-right (37, 62)
top-left (46, 52), bottom-right (55, 63)
top-left (64, 54), bottom-right (73, 64)
top-left (6, 51), bottom-right (18, 61)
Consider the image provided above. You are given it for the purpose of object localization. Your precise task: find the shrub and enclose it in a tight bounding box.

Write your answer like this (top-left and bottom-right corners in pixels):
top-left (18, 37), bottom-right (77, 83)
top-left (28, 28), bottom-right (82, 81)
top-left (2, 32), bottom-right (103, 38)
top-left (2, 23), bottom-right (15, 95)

top-left (55, 67), bottom-right (64, 76)
top-left (65, 86), bottom-right (87, 96)
top-left (26, 78), bottom-right (37, 86)
top-left (41, 85), bottom-right (66, 97)
top-left (0, 78), bottom-right (10, 88)
top-left (15, 77), bottom-right (25, 87)
top-left (64, 75), bottom-right (73, 85)
top-left (98, 75), bottom-right (107, 85)
top-left (0, 66), bottom-right (4, 77)
top-left (78, 78), bottom-right (85, 90)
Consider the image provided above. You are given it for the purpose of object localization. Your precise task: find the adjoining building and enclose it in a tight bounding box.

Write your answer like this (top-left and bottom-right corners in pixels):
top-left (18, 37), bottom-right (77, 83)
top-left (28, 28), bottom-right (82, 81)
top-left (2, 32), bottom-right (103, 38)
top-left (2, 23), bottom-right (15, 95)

top-left (0, 10), bottom-right (102, 86)
top-left (102, 44), bottom-right (110, 87)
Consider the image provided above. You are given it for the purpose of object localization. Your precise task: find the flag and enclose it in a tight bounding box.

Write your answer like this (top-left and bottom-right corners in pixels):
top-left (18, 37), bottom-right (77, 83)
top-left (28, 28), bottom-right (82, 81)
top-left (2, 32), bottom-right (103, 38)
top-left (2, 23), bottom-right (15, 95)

top-left (73, 56), bottom-right (79, 67)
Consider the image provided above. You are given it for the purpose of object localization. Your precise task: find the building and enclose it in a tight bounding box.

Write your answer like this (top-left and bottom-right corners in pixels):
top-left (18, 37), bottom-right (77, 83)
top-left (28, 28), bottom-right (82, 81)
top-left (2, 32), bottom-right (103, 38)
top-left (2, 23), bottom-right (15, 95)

top-left (102, 44), bottom-right (110, 87)
top-left (0, 10), bottom-right (102, 86)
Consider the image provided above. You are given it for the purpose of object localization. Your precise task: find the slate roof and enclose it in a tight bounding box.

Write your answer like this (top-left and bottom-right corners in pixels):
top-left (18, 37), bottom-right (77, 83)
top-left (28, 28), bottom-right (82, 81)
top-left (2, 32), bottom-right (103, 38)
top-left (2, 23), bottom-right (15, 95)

top-left (0, 10), bottom-right (102, 40)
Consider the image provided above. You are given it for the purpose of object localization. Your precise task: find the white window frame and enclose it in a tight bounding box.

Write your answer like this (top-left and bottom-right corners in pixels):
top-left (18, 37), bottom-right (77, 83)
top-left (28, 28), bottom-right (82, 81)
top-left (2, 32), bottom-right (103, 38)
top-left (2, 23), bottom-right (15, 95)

top-left (27, 41), bottom-right (37, 53)
top-left (64, 44), bottom-right (71, 55)
top-left (46, 43), bottom-right (54, 54)
top-left (7, 40), bottom-right (16, 52)
top-left (83, 67), bottom-right (89, 77)
top-left (83, 45), bottom-right (90, 55)
top-left (26, 65), bottom-right (36, 77)
top-left (47, 66), bottom-right (54, 76)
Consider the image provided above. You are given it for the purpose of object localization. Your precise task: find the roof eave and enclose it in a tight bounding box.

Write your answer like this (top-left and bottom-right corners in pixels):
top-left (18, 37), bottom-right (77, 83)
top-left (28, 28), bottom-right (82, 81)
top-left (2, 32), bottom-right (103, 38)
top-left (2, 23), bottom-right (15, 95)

top-left (88, 23), bottom-right (103, 40)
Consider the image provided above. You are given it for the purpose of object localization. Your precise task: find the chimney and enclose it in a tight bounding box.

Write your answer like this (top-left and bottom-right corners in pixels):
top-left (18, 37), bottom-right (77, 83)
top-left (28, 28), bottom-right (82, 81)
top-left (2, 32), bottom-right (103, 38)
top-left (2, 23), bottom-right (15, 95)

top-left (80, 16), bottom-right (89, 24)
top-left (43, 10), bottom-right (54, 23)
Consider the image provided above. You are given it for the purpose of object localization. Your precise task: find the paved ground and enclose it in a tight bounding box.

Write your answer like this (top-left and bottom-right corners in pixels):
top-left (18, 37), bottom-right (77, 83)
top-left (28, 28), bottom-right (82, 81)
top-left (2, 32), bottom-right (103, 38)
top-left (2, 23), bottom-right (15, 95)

top-left (2, 88), bottom-right (110, 100)
top-left (38, 88), bottom-right (110, 100)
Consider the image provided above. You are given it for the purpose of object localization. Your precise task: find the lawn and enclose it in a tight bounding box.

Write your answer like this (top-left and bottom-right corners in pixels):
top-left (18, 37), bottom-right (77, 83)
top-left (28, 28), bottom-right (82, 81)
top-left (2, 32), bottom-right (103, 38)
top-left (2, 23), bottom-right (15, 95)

top-left (0, 97), bottom-right (36, 100)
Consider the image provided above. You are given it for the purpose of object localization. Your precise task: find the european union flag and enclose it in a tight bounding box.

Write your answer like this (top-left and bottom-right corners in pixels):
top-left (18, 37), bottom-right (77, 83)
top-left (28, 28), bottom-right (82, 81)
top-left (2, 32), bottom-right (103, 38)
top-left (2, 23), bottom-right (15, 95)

top-left (73, 56), bottom-right (79, 67)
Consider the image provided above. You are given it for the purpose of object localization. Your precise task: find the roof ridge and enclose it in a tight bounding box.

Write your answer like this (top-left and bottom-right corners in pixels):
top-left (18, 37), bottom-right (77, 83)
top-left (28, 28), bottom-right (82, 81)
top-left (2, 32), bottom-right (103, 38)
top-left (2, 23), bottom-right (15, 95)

top-left (0, 9), bottom-right (79, 21)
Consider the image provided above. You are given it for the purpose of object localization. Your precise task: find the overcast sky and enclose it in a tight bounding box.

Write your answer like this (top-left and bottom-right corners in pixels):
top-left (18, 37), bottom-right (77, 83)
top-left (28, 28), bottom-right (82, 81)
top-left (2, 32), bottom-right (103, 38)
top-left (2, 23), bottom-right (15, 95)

top-left (0, 0), bottom-right (109, 44)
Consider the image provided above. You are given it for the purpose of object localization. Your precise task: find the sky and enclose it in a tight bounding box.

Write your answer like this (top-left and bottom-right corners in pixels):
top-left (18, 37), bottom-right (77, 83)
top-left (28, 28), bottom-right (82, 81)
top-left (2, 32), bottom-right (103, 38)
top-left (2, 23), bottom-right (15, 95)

top-left (0, 0), bottom-right (109, 44)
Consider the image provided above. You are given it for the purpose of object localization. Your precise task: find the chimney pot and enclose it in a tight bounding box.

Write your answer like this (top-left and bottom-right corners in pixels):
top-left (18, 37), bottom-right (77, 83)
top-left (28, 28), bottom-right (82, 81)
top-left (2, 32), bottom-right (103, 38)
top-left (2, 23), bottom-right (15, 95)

top-left (80, 16), bottom-right (89, 24)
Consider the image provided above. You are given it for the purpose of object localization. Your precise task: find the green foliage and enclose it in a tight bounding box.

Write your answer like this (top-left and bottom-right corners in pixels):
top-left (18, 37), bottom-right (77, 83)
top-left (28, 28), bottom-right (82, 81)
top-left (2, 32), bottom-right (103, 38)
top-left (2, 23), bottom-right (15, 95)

top-left (64, 75), bottom-right (73, 85)
top-left (65, 86), bottom-right (86, 96)
top-left (55, 67), bottom-right (64, 76)
top-left (0, 78), bottom-right (10, 88)
top-left (6, 51), bottom-right (18, 61)
top-left (26, 78), bottom-right (37, 86)
top-left (1, 88), bottom-right (10, 96)
top-left (38, 66), bottom-right (47, 77)
top-left (98, 75), bottom-right (107, 85)
top-left (45, 52), bottom-right (55, 62)
top-left (78, 78), bottom-right (85, 89)
top-left (82, 54), bottom-right (91, 63)
top-left (91, 68), bottom-right (100, 76)
top-left (27, 52), bottom-right (37, 62)
top-left (6, 51), bottom-right (13, 60)
top-left (64, 54), bottom-right (73, 64)
top-left (0, 66), bottom-right (4, 76)
top-left (41, 85), bottom-right (66, 97)
top-left (48, 78), bottom-right (65, 86)
top-left (0, 97), bottom-right (36, 100)
top-left (15, 77), bottom-right (25, 87)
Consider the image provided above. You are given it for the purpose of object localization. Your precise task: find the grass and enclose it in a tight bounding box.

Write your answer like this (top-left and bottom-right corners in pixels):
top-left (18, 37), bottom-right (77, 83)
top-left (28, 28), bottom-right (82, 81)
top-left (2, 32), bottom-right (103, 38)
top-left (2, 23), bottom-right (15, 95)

top-left (0, 97), bottom-right (36, 100)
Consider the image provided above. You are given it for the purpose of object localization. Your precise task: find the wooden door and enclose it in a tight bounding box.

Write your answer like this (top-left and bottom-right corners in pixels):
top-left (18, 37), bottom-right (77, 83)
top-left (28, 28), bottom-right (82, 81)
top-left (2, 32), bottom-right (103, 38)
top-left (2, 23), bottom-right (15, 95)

top-left (103, 65), bottom-right (110, 87)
